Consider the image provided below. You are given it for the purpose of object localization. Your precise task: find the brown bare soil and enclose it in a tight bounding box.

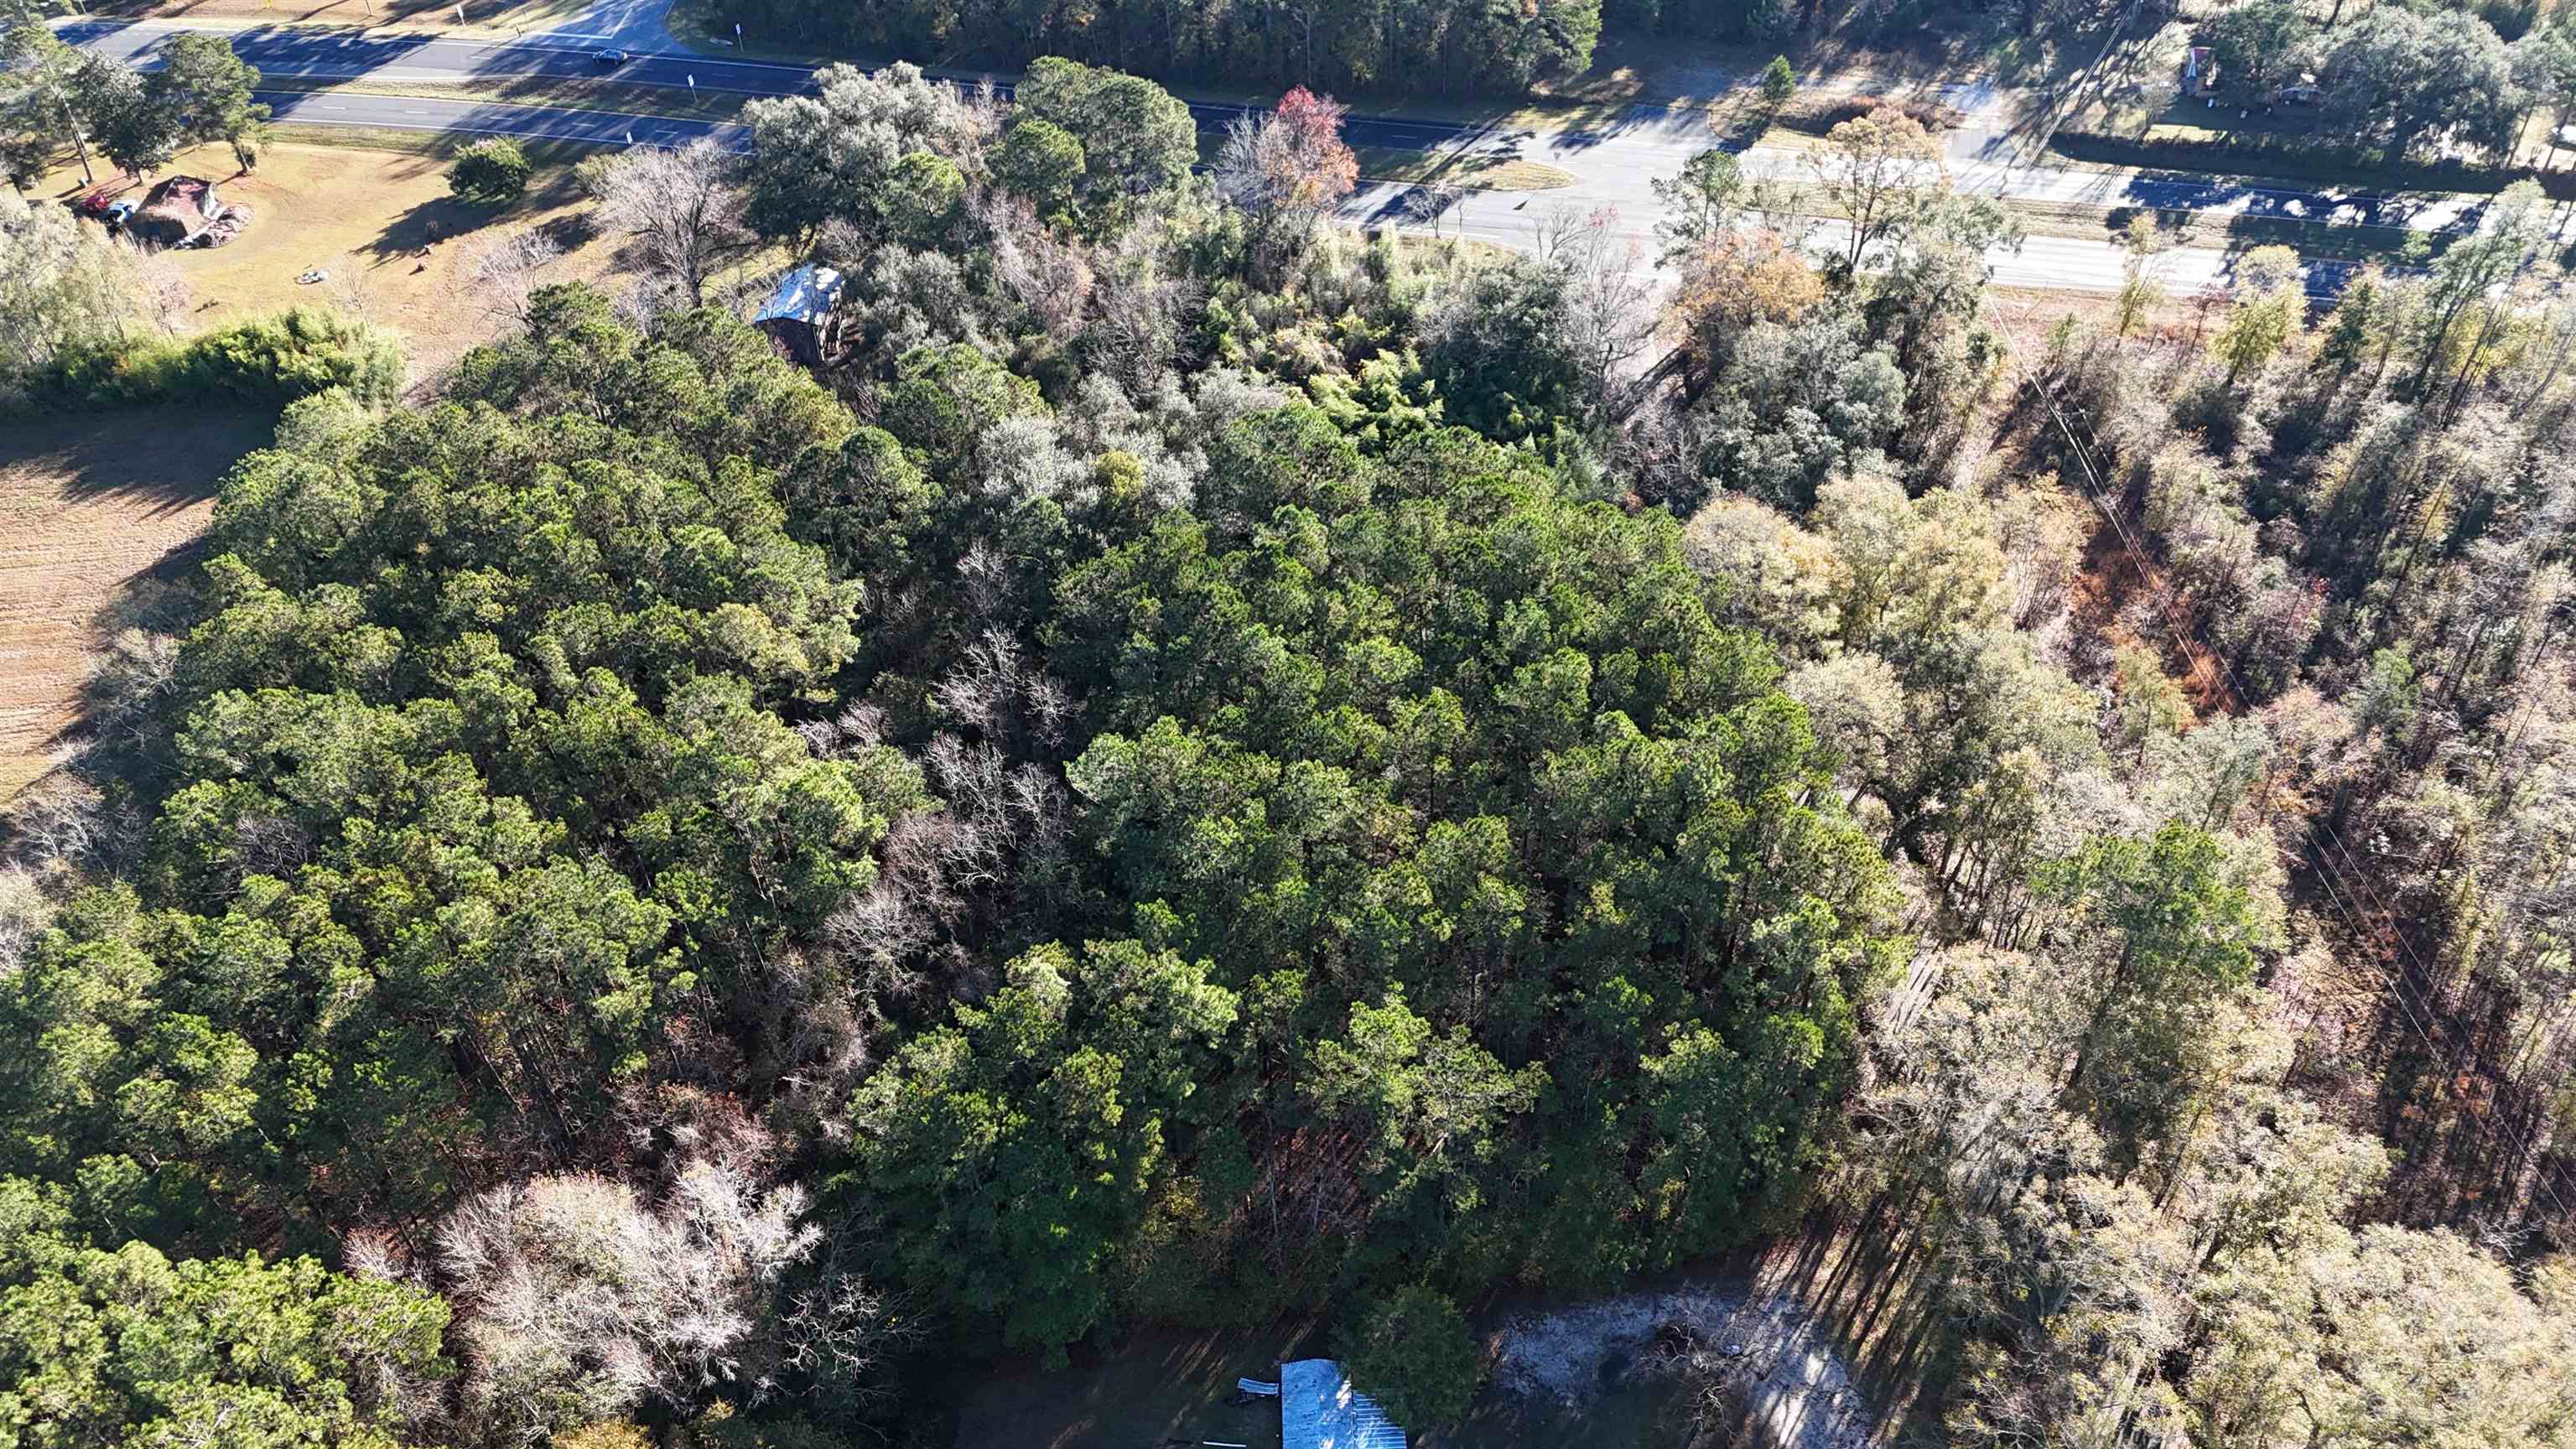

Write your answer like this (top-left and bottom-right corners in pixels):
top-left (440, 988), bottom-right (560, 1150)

top-left (0, 408), bottom-right (274, 801)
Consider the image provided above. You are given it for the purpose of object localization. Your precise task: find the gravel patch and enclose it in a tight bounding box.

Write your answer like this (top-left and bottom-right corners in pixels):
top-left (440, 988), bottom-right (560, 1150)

top-left (1491, 1279), bottom-right (1878, 1449)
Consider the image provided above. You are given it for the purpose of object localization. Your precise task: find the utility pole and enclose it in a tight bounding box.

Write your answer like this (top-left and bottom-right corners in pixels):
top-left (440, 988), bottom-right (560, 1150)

top-left (4, 5), bottom-right (99, 184)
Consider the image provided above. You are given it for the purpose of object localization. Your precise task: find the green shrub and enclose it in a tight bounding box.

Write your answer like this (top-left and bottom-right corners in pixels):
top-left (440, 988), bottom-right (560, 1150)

top-left (1778, 92), bottom-right (1966, 137)
top-left (1336, 1285), bottom-right (1485, 1431)
top-left (2049, 127), bottom-right (2576, 200)
top-left (449, 137), bottom-right (532, 205)
top-left (35, 308), bottom-right (404, 411)
top-left (1761, 55), bottom-right (1797, 107)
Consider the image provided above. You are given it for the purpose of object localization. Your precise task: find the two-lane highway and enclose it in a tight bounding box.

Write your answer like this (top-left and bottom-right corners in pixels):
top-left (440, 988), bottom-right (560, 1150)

top-left (61, 18), bottom-right (818, 95)
top-left (67, 16), bottom-right (2494, 237)
top-left (253, 85), bottom-right (737, 149)
top-left (60, 15), bottom-right (2463, 295)
top-left (60, 18), bottom-right (1483, 152)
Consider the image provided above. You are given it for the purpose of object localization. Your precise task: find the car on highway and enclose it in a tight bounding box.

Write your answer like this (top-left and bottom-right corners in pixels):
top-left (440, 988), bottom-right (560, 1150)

top-left (592, 48), bottom-right (628, 65)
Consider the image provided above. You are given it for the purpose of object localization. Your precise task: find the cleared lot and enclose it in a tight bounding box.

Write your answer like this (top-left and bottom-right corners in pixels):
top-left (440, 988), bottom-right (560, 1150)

top-left (42, 139), bottom-right (615, 383)
top-left (0, 408), bottom-right (273, 800)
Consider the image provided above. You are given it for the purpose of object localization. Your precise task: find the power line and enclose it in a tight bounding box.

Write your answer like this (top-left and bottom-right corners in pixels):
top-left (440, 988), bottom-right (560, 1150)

top-left (1981, 285), bottom-right (2576, 1230)
top-left (1992, 288), bottom-right (2576, 1228)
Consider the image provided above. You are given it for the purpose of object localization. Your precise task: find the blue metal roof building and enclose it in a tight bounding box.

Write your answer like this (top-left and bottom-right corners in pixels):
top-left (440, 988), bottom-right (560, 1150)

top-left (1280, 1359), bottom-right (1407, 1449)
top-left (750, 263), bottom-right (845, 365)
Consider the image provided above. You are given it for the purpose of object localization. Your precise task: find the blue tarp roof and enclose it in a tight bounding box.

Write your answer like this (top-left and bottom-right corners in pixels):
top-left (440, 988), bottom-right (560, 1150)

top-left (1280, 1358), bottom-right (1406, 1449)
top-left (753, 263), bottom-right (844, 325)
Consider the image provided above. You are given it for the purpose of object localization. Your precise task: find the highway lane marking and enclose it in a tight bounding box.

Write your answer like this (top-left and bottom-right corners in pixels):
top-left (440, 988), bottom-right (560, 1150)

top-left (61, 17), bottom-right (823, 74)
top-left (255, 89), bottom-right (724, 128)
top-left (85, 18), bottom-right (2485, 247)
top-left (265, 111), bottom-right (743, 150)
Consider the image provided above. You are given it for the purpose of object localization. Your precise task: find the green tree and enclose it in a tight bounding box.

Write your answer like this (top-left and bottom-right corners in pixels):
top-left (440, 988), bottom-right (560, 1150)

top-left (1052, 413), bottom-right (1905, 1291)
top-left (2407, 179), bottom-right (2547, 417)
top-left (2, 287), bottom-right (906, 1246)
top-left (148, 32), bottom-right (267, 170)
top-left (740, 61), bottom-right (984, 243)
top-left (1807, 105), bottom-right (1943, 273)
top-left (2, 23), bottom-right (96, 184)
top-left (839, 942), bottom-right (1237, 1362)
top-left (991, 117), bottom-right (1087, 221)
top-left (2513, 19), bottom-right (2576, 155)
top-left (2315, 8), bottom-right (2522, 161)
top-left (2201, 0), bottom-right (2315, 95)
top-left (68, 56), bottom-right (174, 180)
top-left (2044, 822), bottom-right (2272, 1166)
top-left (2113, 211), bottom-right (2165, 338)
top-left (448, 136), bottom-right (532, 205)
top-left (1337, 1285), bottom-right (1484, 1430)
top-left (878, 340), bottom-right (1047, 471)
top-left (0, 188), bottom-right (143, 392)
top-left (1013, 56), bottom-right (1196, 220)
top-left (1304, 992), bottom-right (1547, 1222)
top-left (0, 1196), bottom-right (452, 1449)
top-left (1420, 252), bottom-right (1587, 439)
top-left (1760, 54), bottom-right (1797, 106)
top-left (2210, 243), bottom-right (2303, 382)
top-left (883, 148), bottom-right (964, 246)
top-left (1651, 148), bottom-right (1758, 259)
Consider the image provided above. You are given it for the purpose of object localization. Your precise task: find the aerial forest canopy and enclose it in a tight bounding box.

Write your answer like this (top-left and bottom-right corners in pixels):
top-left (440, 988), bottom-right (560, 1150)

top-left (3, 55), bottom-right (2574, 1449)
top-left (719, 0), bottom-right (1611, 94)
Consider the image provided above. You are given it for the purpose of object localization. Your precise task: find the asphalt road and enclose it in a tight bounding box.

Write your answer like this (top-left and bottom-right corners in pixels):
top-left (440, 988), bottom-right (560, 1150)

top-left (65, 18), bottom-right (2471, 225)
top-left (252, 84), bottom-right (735, 149)
top-left (65, 16), bottom-right (2427, 295)
top-left (61, 19), bottom-right (1475, 148)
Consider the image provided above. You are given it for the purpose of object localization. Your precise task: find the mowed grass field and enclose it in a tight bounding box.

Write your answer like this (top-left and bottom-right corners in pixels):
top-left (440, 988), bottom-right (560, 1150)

top-left (0, 408), bottom-right (274, 800)
top-left (40, 140), bottom-right (618, 382)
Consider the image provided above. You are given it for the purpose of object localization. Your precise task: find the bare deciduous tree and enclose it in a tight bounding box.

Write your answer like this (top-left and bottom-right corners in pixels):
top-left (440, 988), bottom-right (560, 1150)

top-left (1806, 106), bottom-right (1943, 273)
top-left (1217, 86), bottom-right (1359, 275)
top-left (467, 226), bottom-right (565, 325)
top-left (1403, 179), bottom-right (1463, 239)
top-left (1084, 225), bottom-right (1201, 393)
top-left (123, 241), bottom-right (191, 334)
top-left (1538, 203), bottom-right (1658, 423)
top-left (85, 626), bottom-right (179, 756)
top-left (0, 867), bottom-right (53, 981)
top-left (429, 1161), bottom-right (863, 1446)
top-left (579, 139), bottom-right (753, 309)
top-left (5, 771), bottom-right (106, 872)
top-left (976, 187), bottom-right (1093, 341)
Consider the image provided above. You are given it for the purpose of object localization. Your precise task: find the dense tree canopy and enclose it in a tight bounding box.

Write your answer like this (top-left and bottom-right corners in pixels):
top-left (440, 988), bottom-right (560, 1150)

top-left (4, 45), bottom-right (2574, 1449)
top-left (720, 4), bottom-right (1602, 96)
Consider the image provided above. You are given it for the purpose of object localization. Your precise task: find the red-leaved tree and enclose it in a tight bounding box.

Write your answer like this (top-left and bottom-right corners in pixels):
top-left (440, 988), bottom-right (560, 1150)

top-left (1218, 86), bottom-right (1361, 270)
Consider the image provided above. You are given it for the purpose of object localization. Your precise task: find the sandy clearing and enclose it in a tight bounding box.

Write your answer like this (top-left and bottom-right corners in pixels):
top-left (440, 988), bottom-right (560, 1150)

top-left (1491, 1277), bottom-right (1877, 1449)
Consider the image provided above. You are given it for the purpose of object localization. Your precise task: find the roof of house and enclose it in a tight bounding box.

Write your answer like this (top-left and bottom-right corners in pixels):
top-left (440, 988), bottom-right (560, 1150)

top-left (1280, 1359), bottom-right (1406, 1449)
top-left (753, 263), bottom-right (845, 326)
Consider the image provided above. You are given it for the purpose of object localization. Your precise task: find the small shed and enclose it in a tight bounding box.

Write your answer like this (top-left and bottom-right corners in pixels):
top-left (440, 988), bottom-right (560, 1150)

top-left (2185, 45), bottom-right (2219, 97)
top-left (753, 262), bottom-right (846, 366)
top-left (130, 176), bottom-right (238, 248)
top-left (1280, 1359), bottom-right (1406, 1449)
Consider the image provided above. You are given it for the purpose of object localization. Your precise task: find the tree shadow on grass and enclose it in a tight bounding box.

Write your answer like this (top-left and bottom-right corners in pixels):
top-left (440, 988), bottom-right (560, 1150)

top-left (0, 406), bottom-right (275, 796)
top-left (0, 406), bottom-right (273, 515)
top-left (360, 163), bottom-right (589, 265)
